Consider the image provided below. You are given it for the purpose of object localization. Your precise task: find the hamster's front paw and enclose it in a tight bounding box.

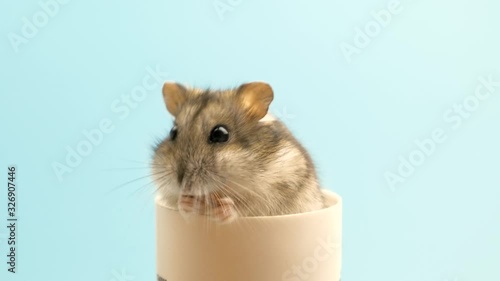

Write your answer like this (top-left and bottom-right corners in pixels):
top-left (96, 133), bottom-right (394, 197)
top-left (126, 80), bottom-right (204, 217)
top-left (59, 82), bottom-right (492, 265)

top-left (178, 195), bottom-right (206, 219)
top-left (210, 197), bottom-right (238, 224)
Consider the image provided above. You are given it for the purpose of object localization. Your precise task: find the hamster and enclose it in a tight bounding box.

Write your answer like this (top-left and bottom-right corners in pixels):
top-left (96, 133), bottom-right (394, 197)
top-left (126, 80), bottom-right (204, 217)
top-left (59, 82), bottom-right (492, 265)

top-left (151, 81), bottom-right (325, 223)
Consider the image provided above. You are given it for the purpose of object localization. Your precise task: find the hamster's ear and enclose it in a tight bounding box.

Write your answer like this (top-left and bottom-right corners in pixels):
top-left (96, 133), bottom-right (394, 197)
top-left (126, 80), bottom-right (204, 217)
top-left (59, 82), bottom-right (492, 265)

top-left (236, 82), bottom-right (274, 120)
top-left (162, 82), bottom-right (187, 117)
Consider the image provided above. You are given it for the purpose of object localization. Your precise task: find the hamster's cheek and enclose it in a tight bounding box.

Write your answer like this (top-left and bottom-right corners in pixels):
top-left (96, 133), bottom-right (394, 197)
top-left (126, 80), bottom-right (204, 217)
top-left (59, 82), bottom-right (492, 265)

top-left (216, 149), bottom-right (254, 174)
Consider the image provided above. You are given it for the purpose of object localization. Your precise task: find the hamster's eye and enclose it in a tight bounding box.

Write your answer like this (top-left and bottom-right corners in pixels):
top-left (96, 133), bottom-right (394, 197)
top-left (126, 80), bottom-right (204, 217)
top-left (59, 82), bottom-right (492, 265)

top-left (209, 125), bottom-right (229, 143)
top-left (169, 125), bottom-right (178, 141)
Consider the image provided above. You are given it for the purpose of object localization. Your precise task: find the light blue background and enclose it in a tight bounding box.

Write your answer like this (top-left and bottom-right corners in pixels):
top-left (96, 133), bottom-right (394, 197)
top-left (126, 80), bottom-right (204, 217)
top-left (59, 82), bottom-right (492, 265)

top-left (1, 0), bottom-right (499, 280)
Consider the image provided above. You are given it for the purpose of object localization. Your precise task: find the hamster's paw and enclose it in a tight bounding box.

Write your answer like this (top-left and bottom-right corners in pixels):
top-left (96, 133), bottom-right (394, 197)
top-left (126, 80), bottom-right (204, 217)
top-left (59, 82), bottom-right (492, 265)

top-left (178, 195), bottom-right (206, 219)
top-left (210, 197), bottom-right (238, 224)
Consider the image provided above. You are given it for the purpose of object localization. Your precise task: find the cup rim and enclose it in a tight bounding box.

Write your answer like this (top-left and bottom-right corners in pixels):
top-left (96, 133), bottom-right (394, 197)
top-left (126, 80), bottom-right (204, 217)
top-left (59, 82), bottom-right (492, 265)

top-left (155, 189), bottom-right (341, 221)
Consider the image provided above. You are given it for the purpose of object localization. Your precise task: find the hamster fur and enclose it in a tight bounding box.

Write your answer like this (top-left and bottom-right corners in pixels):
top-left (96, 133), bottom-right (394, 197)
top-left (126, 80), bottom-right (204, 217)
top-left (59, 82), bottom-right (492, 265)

top-left (152, 82), bottom-right (325, 223)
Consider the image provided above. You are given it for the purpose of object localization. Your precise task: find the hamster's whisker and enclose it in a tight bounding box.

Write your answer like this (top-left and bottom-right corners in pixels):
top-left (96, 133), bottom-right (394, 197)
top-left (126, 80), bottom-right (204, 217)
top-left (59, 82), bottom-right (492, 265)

top-left (223, 178), bottom-right (269, 203)
top-left (194, 192), bottom-right (204, 212)
top-left (117, 157), bottom-right (162, 166)
top-left (202, 190), bottom-right (210, 232)
top-left (100, 166), bottom-right (156, 171)
top-left (129, 178), bottom-right (160, 198)
top-left (156, 178), bottom-right (174, 197)
top-left (216, 177), bottom-right (270, 221)
top-left (207, 188), bottom-right (220, 231)
top-left (106, 170), bottom-right (172, 194)
top-left (143, 183), bottom-right (163, 201)
top-left (204, 175), bottom-right (242, 203)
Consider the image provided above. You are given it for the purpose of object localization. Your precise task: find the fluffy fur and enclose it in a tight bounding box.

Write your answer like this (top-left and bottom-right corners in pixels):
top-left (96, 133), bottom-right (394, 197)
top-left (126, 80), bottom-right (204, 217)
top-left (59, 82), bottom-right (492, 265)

top-left (151, 82), bottom-right (324, 223)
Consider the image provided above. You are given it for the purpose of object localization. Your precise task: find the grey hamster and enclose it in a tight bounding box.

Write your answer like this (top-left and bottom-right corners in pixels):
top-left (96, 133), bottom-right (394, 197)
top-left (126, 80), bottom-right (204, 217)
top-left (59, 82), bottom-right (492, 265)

top-left (152, 81), bottom-right (325, 223)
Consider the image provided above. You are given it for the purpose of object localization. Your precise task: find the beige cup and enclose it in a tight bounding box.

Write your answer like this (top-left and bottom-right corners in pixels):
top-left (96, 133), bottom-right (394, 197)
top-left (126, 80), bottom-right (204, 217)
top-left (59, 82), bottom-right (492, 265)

top-left (156, 189), bottom-right (342, 281)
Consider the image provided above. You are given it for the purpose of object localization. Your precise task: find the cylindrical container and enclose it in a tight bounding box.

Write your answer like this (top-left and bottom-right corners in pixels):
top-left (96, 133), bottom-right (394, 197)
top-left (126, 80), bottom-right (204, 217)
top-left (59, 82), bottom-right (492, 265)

top-left (156, 189), bottom-right (342, 281)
